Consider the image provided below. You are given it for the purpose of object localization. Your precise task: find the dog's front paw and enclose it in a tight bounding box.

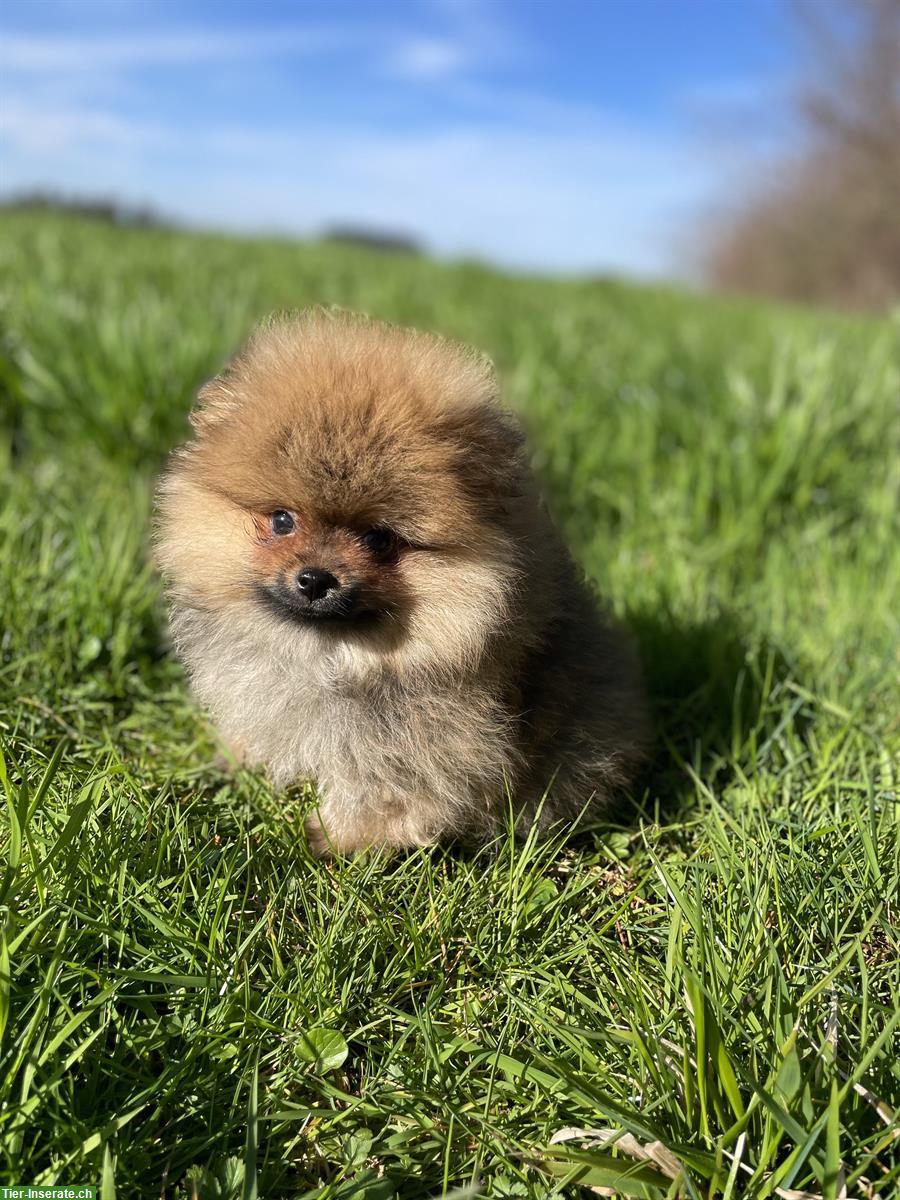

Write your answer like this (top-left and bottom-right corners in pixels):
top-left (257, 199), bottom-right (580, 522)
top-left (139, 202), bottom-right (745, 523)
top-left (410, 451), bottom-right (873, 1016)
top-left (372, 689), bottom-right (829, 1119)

top-left (304, 814), bottom-right (334, 857)
top-left (212, 736), bottom-right (247, 775)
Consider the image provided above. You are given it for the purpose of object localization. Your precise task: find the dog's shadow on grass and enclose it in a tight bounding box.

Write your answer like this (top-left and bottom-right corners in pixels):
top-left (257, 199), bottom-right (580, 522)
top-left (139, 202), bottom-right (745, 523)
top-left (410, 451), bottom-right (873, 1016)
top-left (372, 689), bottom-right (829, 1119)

top-left (623, 605), bottom-right (795, 825)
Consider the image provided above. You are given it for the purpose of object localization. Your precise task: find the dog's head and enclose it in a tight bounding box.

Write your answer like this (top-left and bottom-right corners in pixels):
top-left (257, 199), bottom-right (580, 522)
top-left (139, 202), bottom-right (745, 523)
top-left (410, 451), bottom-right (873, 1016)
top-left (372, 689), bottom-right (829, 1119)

top-left (156, 310), bottom-right (535, 674)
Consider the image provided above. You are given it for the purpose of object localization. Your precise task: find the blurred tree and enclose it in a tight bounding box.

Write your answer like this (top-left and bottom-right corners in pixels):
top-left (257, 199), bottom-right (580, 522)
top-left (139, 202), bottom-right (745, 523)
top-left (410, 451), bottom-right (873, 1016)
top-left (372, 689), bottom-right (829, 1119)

top-left (704, 0), bottom-right (900, 310)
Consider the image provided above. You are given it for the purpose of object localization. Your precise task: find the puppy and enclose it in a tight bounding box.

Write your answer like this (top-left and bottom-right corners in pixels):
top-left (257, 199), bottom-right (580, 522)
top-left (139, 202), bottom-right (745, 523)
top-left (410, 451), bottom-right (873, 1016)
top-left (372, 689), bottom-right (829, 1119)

top-left (155, 310), bottom-right (650, 852)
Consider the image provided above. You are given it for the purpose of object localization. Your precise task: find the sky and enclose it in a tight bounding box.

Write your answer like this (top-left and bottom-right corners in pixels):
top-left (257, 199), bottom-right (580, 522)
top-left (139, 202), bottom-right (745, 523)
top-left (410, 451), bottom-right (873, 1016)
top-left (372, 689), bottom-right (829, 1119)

top-left (0, 0), bottom-right (802, 279)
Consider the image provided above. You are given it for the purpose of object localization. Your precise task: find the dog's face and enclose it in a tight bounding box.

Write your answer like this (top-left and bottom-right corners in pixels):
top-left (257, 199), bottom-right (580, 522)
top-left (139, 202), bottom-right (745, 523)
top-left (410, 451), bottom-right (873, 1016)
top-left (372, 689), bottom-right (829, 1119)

top-left (156, 312), bottom-right (533, 674)
top-left (250, 512), bottom-right (404, 626)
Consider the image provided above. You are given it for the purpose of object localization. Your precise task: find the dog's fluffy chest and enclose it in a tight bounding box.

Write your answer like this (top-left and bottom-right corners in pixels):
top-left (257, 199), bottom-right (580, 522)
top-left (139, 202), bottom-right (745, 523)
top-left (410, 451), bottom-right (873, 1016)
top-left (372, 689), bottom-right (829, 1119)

top-left (173, 610), bottom-right (387, 782)
top-left (171, 608), bottom-right (507, 798)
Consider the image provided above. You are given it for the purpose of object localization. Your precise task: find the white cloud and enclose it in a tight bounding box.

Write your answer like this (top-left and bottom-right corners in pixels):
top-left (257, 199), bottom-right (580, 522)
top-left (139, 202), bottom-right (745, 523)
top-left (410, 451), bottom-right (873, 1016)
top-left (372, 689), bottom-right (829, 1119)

top-left (0, 100), bottom-right (166, 152)
top-left (0, 26), bottom-right (343, 71)
top-left (386, 36), bottom-right (469, 81)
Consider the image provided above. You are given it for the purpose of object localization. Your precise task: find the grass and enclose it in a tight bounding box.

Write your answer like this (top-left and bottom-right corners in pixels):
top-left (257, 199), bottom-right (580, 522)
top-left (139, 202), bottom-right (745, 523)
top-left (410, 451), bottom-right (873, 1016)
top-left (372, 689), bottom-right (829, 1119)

top-left (0, 212), bottom-right (897, 1199)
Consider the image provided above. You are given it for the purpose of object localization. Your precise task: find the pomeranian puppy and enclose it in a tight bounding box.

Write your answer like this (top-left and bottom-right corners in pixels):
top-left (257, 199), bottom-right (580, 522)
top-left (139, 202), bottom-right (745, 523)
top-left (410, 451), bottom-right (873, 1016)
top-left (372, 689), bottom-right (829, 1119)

top-left (155, 310), bottom-right (649, 852)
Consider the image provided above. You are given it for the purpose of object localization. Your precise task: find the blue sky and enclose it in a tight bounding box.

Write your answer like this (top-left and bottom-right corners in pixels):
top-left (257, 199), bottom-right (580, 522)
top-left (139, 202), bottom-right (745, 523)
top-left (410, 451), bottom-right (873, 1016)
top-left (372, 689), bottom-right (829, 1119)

top-left (0, 0), bottom-right (800, 278)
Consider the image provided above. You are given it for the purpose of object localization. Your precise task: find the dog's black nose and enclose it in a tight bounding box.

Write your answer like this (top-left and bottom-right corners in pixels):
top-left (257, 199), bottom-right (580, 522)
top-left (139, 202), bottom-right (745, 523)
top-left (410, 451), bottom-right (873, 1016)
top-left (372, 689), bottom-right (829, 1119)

top-left (296, 567), bottom-right (339, 602)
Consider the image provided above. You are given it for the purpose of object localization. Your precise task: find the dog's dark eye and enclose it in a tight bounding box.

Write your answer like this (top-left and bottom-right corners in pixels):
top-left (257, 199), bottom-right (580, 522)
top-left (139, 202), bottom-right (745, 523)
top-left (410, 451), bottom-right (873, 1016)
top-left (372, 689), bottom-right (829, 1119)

top-left (360, 527), bottom-right (397, 557)
top-left (271, 510), bottom-right (295, 535)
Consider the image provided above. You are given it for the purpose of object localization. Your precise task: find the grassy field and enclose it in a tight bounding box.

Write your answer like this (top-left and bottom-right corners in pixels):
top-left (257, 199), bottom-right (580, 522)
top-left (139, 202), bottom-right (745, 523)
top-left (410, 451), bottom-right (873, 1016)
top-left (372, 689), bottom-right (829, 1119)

top-left (0, 212), bottom-right (898, 1199)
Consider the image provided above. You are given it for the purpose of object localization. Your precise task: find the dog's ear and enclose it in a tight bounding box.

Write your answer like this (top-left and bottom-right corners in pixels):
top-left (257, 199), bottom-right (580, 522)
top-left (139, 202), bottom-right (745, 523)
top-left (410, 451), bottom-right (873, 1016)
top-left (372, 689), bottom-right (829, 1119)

top-left (438, 401), bottom-right (529, 500)
top-left (189, 371), bottom-right (241, 433)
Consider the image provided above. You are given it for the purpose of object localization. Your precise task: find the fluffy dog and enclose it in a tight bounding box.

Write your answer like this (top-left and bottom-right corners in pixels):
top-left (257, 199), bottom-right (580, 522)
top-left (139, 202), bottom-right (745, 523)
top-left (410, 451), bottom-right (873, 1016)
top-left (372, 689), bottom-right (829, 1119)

top-left (155, 310), bottom-right (649, 852)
